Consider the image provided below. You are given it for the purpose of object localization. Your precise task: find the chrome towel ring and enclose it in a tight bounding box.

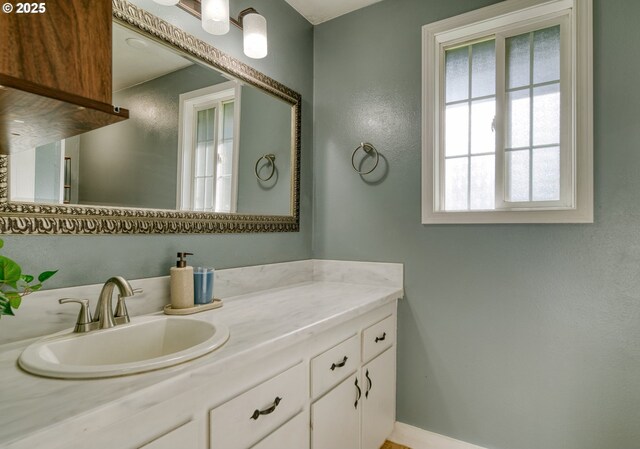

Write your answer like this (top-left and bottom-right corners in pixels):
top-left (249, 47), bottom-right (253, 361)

top-left (255, 154), bottom-right (276, 181)
top-left (351, 142), bottom-right (379, 175)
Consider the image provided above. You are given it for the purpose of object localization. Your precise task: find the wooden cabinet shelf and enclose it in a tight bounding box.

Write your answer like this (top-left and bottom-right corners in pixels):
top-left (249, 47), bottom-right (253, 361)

top-left (0, 74), bottom-right (128, 154)
top-left (0, 0), bottom-right (127, 154)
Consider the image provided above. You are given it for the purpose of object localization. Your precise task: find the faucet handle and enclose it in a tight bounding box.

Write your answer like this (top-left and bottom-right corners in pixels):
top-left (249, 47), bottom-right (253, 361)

top-left (59, 298), bottom-right (93, 333)
top-left (114, 288), bottom-right (142, 324)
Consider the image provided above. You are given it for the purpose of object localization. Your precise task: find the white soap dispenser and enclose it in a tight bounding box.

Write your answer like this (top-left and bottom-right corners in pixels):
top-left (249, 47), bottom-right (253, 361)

top-left (170, 252), bottom-right (194, 309)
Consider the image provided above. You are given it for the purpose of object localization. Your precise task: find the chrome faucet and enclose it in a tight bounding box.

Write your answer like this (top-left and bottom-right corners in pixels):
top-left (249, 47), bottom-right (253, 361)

top-left (59, 276), bottom-right (139, 333)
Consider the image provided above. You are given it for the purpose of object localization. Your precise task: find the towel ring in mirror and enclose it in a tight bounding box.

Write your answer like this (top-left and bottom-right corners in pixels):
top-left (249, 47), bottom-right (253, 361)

top-left (351, 142), bottom-right (379, 175)
top-left (255, 154), bottom-right (276, 181)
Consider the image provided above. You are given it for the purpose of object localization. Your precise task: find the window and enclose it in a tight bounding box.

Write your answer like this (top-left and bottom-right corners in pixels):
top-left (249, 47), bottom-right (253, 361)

top-left (422, 0), bottom-right (592, 223)
top-left (177, 81), bottom-right (241, 213)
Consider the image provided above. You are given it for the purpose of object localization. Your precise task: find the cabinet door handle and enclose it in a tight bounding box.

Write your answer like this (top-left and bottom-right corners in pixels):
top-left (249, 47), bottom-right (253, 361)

top-left (330, 356), bottom-right (348, 371)
top-left (365, 369), bottom-right (372, 398)
top-left (250, 397), bottom-right (282, 420)
top-left (375, 332), bottom-right (387, 343)
top-left (354, 378), bottom-right (362, 409)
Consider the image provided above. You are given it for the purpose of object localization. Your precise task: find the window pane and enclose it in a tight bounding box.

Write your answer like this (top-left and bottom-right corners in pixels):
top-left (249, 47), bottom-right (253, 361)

top-left (533, 83), bottom-right (560, 146)
top-left (533, 25), bottom-right (560, 84)
top-left (204, 177), bottom-right (214, 210)
top-left (445, 157), bottom-right (468, 211)
top-left (216, 175), bottom-right (231, 213)
top-left (194, 177), bottom-right (205, 210)
top-left (470, 155), bottom-right (495, 210)
top-left (195, 143), bottom-right (206, 176)
top-left (471, 40), bottom-right (496, 98)
top-left (197, 108), bottom-right (215, 141)
top-left (507, 33), bottom-right (530, 89)
top-left (204, 142), bottom-right (214, 177)
top-left (471, 98), bottom-right (495, 154)
top-left (446, 46), bottom-right (469, 103)
top-left (445, 103), bottom-right (469, 157)
top-left (532, 146), bottom-right (560, 201)
top-left (506, 150), bottom-right (530, 202)
top-left (507, 89), bottom-right (530, 149)
top-left (218, 141), bottom-right (233, 177)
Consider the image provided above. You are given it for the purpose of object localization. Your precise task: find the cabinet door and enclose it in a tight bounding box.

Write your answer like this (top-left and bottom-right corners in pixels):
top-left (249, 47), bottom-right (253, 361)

top-left (250, 411), bottom-right (309, 449)
top-left (311, 373), bottom-right (361, 449)
top-left (140, 420), bottom-right (200, 449)
top-left (361, 348), bottom-right (395, 449)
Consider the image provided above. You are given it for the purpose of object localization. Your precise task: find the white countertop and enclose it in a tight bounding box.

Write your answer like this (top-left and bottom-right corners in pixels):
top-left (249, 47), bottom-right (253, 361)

top-left (0, 280), bottom-right (402, 447)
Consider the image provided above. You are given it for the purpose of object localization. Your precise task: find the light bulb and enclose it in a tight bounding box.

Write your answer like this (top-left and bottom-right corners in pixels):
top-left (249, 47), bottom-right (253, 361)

top-left (243, 13), bottom-right (267, 59)
top-left (202, 0), bottom-right (230, 35)
top-left (153, 0), bottom-right (179, 5)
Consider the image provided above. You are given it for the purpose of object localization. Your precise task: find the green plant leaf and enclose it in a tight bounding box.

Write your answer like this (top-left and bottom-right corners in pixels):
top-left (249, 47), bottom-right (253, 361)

top-left (0, 239), bottom-right (4, 249)
top-left (0, 256), bottom-right (22, 289)
top-left (21, 274), bottom-right (34, 283)
top-left (38, 270), bottom-right (58, 283)
top-left (9, 296), bottom-right (21, 309)
top-left (0, 301), bottom-right (14, 316)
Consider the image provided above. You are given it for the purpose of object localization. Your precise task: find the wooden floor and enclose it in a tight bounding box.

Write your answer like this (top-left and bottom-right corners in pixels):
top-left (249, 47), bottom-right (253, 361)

top-left (381, 440), bottom-right (412, 449)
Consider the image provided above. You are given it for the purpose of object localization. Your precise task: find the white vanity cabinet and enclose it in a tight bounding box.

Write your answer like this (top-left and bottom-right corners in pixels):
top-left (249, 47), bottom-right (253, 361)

top-left (310, 313), bottom-right (397, 449)
top-left (209, 362), bottom-right (307, 449)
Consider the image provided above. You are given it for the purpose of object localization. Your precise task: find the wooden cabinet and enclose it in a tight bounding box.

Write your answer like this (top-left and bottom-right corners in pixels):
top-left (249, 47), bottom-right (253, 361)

top-left (140, 420), bottom-right (200, 449)
top-left (361, 348), bottom-right (396, 449)
top-left (310, 314), bottom-right (397, 449)
top-left (0, 0), bottom-right (128, 154)
top-left (209, 362), bottom-right (307, 449)
top-left (311, 373), bottom-right (361, 449)
top-left (250, 412), bottom-right (309, 449)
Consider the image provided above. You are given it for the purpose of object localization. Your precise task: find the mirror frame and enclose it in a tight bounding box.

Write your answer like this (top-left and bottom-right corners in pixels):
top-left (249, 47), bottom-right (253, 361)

top-left (0, 0), bottom-right (300, 234)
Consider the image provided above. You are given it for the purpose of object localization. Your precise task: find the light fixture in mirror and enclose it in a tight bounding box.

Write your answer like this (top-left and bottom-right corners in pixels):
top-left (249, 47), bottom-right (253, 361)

top-left (175, 1), bottom-right (268, 59)
top-left (243, 12), bottom-right (268, 59)
top-left (153, 0), bottom-right (179, 5)
top-left (0, 0), bottom-right (300, 234)
top-left (201, 0), bottom-right (229, 35)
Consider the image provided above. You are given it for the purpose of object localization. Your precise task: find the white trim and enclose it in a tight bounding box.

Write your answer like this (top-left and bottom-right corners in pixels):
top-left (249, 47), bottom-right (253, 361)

top-left (389, 422), bottom-right (488, 449)
top-left (176, 80), bottom-right (240, 212)
top-left (421, 0), bottom-right (593, 224)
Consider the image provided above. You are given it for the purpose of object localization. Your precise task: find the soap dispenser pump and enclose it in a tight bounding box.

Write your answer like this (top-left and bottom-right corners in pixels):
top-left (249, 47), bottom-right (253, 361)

top-left (170, 252), bottom-right (194, 309)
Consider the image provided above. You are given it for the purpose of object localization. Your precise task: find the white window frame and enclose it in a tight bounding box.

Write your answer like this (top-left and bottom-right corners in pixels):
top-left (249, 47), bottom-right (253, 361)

top-left (422, 0), bottom-right (593, 224)
top-left (176, 81), bottom-right (241, 212)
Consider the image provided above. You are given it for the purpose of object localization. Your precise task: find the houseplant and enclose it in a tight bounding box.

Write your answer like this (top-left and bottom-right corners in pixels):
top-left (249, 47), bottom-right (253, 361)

top-left (0, 239), bottom-right (57, 318)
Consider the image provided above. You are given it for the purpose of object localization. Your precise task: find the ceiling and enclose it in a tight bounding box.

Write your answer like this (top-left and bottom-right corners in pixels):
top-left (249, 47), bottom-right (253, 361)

top-left (283, 0), bottom-right (384, 25)
top-left (112, 24), bottom-right (193, 92)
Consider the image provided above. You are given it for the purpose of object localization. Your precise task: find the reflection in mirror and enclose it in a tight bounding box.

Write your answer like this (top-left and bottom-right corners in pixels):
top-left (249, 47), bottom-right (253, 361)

top-left (9, 22), bottom-right (293, 216)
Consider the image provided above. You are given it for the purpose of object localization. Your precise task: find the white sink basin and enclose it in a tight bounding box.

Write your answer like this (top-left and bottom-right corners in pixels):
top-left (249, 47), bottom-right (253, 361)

top-left (18, 316), bottom-right (229, 379)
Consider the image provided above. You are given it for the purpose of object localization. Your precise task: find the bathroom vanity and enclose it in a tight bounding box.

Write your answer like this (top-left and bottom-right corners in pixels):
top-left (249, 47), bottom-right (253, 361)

top-left (0, 260), bottom-right (403, 449)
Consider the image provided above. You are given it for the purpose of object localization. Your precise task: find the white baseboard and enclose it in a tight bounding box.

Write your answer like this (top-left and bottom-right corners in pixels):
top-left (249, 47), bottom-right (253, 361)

top-left (389, 422), bottom-right (488, 449)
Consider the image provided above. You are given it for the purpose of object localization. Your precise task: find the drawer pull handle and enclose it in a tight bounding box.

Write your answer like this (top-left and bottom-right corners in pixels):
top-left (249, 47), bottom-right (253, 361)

top-left (365, 369), bottom-right (372, 398)
top-left (250, 397), bottom-right (282, 420)
top-left (354, 378), bottom-right (361, 409)
top-left (375, 332), bottom-right (387, 343)
top-left (330, 356), bottom-right (348, 371)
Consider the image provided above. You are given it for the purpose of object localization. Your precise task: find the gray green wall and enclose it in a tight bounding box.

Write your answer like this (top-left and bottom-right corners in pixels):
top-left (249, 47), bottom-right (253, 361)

top-left (237, 85), bottom-right (292, 215)
top-left (1, 0), bottom-right (314, 286)
top-left (313, 1), bottom-right (640, 449)
top-left (79, 64), bottom-right (225, 209)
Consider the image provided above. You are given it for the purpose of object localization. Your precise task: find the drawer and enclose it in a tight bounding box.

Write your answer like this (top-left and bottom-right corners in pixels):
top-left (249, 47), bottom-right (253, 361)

top-left (210, 362), bottom-right (306, 449)
top-left (362, 315), bottom-right (395, 363)
top-left (311, 334), bottom-right (359, 398)
top-left (250, 411), bottom-right (309, 449)
top-left (140, 420), bottom-right (199, 449)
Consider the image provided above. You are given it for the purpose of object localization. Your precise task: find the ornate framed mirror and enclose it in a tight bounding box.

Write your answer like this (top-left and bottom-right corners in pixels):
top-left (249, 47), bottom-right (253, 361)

top-left (0, 0), bottom-right (300, 234)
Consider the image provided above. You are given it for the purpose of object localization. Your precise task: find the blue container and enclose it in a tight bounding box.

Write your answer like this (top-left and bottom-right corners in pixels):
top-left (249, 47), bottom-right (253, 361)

top-left (194, 267), bottom-right (214, 305)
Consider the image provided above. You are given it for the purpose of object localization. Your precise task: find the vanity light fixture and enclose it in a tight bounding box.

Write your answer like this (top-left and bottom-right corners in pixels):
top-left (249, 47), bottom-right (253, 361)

top-left (154, 0), bottom-right (268, 59)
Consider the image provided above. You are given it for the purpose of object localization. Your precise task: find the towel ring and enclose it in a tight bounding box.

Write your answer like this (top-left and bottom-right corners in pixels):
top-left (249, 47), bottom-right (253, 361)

top-left (351, 143), bottom-right (379, 175)
top-left (255, 154), bottom-right (276, 181)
